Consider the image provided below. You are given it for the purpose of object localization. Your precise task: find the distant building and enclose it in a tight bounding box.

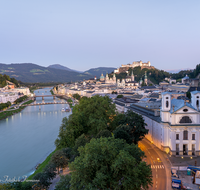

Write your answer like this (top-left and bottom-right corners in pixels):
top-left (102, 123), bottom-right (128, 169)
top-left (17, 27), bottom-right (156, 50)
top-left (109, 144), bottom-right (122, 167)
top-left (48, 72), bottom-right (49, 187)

top-left (100, 73), bottom-right (105, 82)
top-left (114, 60), bottom-right (152, 74)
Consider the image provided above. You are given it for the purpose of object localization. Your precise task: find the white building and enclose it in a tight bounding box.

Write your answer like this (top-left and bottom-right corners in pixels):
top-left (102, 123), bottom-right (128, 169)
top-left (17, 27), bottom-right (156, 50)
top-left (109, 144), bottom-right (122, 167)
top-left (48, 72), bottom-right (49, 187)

top-left (127, 91), bottom-right (200, 156)
top-left (0, 92), bottom-right (19, 103)
top-left (12, 87), bottom-right (31, 96)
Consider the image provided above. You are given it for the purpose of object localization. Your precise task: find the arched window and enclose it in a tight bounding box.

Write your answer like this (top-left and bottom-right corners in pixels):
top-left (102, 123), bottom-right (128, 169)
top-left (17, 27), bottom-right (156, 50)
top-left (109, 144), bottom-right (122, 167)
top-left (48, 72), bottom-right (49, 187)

top-left (183, 130), bottom-right (188, 140)
top-left (180, 116), bottom-right (192, 124)
top-left (166, 101), bottom-right (169, 108)
top-left (197, 100), bottom-right (199, 107)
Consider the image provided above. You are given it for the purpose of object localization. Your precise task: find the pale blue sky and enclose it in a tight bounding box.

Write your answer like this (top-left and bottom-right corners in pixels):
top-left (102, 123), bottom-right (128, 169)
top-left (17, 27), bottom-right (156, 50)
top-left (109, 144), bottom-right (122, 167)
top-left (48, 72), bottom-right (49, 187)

top-left (0, 0), bottom-right (199, 71)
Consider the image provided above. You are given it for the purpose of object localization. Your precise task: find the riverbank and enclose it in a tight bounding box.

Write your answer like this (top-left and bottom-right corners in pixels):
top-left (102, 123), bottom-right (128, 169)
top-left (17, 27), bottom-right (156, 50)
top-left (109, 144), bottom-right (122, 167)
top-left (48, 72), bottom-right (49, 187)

top-left (0, 99), bottom-right (34, 120)
top-left (27, 149), bottom-right (56, 180)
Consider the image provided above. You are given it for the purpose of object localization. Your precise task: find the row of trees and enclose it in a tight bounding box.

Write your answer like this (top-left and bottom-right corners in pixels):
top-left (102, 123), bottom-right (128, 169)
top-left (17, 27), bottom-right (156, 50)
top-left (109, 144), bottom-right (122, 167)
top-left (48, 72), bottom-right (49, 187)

top-left (53, 95), bottom-right (152, 189)
top-left (0, 101), bottom-right (11, 111)
top-left (14, 95), bottom-right (28, 104)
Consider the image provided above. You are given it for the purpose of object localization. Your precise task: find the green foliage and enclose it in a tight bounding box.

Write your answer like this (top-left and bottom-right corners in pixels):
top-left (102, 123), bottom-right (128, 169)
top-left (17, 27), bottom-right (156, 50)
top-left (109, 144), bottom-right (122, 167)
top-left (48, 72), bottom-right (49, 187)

top-left (112, 91), bottom-right (117, 94)
top-left (10, 182), bottom-right (33, 190)
top-left (96, 129), bottom-right (112, 138)
top-left (114, 125), bottom-right (133, 144)
top-left (117, 94), bottom-right (123, 98)
top-left (69, 137), bottom-right (152, 190)
top-left (186, 91), bottom-right (191, 101)
top-left (55, 95), bottom-right (116, 149)
top-left (14, 95), bottom-right (28, 104)
top-left (115, 110), bottom-right (148, 144)
top-left (50, 89), bottom-right (54, 95)
top-left (51, 150), bottom-right (68, 174)
top-left (115, 66), bottom-right (170, 84)
top-left (33, 172), bottom-right (52, 189)
top-left (0, 106), bottom-right (25, 120)
top-left (67, 98), bottom-right (73, 103)
top-left (0, 74), bottom-right (19, 87)
top-left (141, 81), bottom-right (147, 86)
top-left (27, 150), bottom-right (56, 180)
top-left (0, 101), bottom-right (11, 111)
top-left (72, 93), bottom-right (81, 100)
top-left (0, 183), bottom-right (14, 190)
top-left (55, 175), bottom-right (71, 190)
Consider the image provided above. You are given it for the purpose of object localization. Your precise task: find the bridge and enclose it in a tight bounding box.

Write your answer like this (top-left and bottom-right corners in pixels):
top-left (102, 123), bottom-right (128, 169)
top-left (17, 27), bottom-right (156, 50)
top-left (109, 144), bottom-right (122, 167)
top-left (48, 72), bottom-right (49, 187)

top-left (32, 95), bottom-right (64, 100)
top-left (23, 101), bottom-right (69, 107)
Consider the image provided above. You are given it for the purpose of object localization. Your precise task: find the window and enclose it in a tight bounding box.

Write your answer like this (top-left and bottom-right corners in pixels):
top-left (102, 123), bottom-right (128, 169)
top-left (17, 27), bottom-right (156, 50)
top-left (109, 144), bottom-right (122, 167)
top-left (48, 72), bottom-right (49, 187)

top-left (176, 134), bottom-right (179, 140)
top-left (180, 116), bottom-right (192, 123)
top-left (183, 130), bottom-right (188, 140)
top-left (183, 109), bottom-right (188, 112)
top-left (197, 100), bottom-right (199, 107)
top-left (192, 134), bottom-right (195, 140)
top-left (166, 101), bottom-right (169, 108)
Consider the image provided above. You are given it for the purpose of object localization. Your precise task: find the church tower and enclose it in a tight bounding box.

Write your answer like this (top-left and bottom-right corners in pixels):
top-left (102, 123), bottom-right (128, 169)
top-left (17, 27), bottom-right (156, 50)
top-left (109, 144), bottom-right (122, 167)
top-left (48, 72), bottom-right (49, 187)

top-left (191, 91), bottom-right (200, 111)
top-left (105, 73), bottom-right (109, 83)
top-left (144, 71), bottom-right (148, 85)
top-left (131, 71), bottom-right (134, 81)
top-left (113, 73), bottom-right (116, 83)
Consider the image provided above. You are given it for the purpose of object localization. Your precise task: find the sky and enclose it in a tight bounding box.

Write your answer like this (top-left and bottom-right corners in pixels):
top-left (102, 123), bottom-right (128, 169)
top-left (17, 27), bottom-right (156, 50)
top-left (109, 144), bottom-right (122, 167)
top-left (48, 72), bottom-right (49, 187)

top-left (0, 0), bottom-right (199, 72)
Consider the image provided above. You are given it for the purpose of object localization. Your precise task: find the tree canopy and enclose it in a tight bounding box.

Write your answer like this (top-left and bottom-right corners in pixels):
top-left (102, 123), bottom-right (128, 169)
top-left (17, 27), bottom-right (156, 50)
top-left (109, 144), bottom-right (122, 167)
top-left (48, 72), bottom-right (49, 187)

top-left (55, 95), bottom-right (116, 149)
top-left (69, 137), bottom-right (152, 190)
top-left (114, 110), bottom-right (148, 144)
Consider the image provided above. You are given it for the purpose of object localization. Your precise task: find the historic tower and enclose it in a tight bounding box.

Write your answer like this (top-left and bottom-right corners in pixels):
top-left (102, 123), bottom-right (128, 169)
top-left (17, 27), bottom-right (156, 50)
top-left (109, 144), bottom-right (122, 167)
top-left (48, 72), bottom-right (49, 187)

top-left (144, 71), bottom-right (148, 85)
top-left (131, 71), bottom-right (134, 81)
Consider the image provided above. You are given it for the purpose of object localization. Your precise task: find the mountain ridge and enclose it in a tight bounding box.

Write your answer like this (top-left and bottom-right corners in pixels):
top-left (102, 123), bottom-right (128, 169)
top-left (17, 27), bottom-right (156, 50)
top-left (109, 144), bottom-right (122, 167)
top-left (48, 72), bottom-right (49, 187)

top-left (0, 63), bottom-right (116, 83)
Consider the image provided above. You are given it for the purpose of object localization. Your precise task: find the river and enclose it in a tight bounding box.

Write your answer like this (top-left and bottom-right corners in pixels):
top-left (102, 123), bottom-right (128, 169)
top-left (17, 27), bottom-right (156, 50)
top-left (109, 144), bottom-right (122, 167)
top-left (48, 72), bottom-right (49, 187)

top-left (0, 87), bottom-right (71, 181)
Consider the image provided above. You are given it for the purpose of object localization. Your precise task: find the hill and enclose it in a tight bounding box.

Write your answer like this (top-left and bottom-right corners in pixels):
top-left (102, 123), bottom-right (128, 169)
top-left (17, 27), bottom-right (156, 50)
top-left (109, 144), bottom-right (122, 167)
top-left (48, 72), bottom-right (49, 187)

top-left (83, 67), bottom-right (116, 77)
top-left (115, 66), bottom-right (170, 84)
top-left (0, 63), bottom-right (116, 83)
top-left (0, 63), bottom-right (91, 83)
top-left (0, 73), bottom-right (19, 88)
top-left (48, 64), bottom-right (82, 73)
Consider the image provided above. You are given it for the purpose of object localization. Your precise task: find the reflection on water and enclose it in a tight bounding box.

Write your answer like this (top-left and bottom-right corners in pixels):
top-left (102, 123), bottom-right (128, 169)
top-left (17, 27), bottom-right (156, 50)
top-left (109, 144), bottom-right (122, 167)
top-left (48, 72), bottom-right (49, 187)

top-left (0, 88), bottom-right (71, 180)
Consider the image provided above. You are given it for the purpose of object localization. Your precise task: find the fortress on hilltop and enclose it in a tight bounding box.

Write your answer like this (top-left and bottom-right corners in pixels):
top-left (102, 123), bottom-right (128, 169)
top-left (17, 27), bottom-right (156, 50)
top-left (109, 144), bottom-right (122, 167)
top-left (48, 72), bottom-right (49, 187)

top-left (114, 60), bottom-right (154, 74)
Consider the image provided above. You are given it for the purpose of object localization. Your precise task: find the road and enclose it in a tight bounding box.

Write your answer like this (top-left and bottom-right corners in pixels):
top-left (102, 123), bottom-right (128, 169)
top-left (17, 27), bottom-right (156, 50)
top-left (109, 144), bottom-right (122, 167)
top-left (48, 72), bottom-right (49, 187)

top-left (138, 139), bottom-right (167, 190)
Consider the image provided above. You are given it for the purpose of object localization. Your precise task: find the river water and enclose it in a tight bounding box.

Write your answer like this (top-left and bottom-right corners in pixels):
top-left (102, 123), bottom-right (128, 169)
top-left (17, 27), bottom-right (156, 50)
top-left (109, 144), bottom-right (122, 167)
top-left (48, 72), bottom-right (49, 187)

top-left (0, 87), bottom-right (71, 181)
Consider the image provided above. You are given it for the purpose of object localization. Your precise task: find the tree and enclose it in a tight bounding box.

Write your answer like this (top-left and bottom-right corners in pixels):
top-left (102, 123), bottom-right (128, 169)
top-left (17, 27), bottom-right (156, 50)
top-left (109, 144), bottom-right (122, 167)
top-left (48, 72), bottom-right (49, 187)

top-left (51, 150), bottom-right (68, 174)
top-left (55, 95), bottom-right (116, 149)
top-left (69, 137), bottom-right (152, 190)
top-left (96, 129), bottom-right (112, 138)
top-left (33, 172), bottom-right (52, 189)
top-left (55, 175), bottom-right (71, 190)
top-left (72, 93), bottom-right (81, 100)
top-left (186, 91), bottom-right (191, 101)
top-left (114, 125), bottom-right (132, 144)
top-left (115, 110), bottom-right (148, 144)
top-left (43, 162), bottom-right (57, 180)
top-left (117, 94), bottom-right (123, 98)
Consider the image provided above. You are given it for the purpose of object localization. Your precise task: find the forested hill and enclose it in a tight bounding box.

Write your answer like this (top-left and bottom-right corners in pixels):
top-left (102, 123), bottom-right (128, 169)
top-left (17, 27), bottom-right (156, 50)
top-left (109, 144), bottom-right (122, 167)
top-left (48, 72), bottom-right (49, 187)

top-left (0, 74), bottom-right (19, 88)
top-left (0, 63), bottom-right (91, 83)
top-left (170, 64), bottom-right (200, 80)
top-left (0, 63), bottom-right (116, 83)
top-left (114, 66), bottom-right (170, 84)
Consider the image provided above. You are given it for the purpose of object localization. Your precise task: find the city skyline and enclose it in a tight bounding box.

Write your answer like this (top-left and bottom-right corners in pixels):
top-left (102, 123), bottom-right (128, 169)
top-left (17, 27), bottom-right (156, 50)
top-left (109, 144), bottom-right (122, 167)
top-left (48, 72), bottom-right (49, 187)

top-left (0, 0), bottom-right (199, 71)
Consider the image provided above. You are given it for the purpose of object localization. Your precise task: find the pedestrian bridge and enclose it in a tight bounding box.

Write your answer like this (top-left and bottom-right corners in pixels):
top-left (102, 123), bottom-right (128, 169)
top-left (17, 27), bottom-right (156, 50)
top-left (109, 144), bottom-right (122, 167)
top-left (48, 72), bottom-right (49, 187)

top-left (23, 101), bottom-right (69, 106)
top-left (32, 95), bottom-right (64, 100)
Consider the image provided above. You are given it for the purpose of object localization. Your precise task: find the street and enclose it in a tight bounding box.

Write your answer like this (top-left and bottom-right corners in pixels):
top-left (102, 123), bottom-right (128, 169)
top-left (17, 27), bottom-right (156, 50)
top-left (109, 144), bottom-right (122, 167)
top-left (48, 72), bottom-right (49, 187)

top-left (139, 139), bottom-right (168, 190)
